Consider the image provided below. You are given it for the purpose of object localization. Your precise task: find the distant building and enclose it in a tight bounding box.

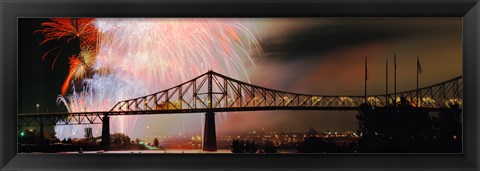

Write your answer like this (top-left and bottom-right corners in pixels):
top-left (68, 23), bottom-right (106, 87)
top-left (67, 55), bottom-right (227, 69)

top-left (84, 127), bottom-right (93, 139)
top-left (308, 127), bottom-right (318, 137)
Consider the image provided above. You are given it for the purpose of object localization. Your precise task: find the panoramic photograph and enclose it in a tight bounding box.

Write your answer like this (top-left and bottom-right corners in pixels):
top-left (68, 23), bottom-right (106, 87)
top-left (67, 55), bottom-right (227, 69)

top-left (18, 18), bottom-right (462, 153)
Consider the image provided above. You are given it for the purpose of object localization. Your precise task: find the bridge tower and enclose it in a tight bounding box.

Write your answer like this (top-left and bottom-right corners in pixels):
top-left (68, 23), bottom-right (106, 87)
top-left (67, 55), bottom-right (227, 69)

top-left (101, 115), bottom-right (110, 150)
top-left (203, 70), bottom-right (217, 151)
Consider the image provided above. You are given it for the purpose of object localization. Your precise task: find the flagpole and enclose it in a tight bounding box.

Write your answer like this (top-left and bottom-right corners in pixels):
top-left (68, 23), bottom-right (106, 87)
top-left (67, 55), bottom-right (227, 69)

top-left (365, 56), bottom-right (367, 104)
top-left (386, 58), bottom-right (388, 106)
top-left (394, 53), bottom-right (397, 106)
top-left (416, 56), bottom-right (419, 107)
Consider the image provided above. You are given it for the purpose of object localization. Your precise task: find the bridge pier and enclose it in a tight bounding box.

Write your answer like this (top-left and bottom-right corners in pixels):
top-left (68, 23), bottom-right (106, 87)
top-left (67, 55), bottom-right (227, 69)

top-left (39, 122), bottom-right (45, 144)
top-left (203, 110), bottom-right (217, 151)
top-left (101, 115), bottom-right (110, 150)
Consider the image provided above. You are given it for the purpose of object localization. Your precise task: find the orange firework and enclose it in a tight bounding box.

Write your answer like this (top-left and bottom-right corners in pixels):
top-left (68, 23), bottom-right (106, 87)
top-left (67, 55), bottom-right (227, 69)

top-left (36, 18), bottom-right (99, 95)
top-left (36, 18), bottom-right (98, 70)
top-left (36, 18), bottom-right (98, 47)
top-left (61, 54), bottom-right (85, 96)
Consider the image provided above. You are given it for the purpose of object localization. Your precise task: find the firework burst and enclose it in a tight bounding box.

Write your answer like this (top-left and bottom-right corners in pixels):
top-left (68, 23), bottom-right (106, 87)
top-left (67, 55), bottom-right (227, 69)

top-left (60, 55), bottom-right (87, 95)
top-left (42, 18), bottom-right (261, 139)
top-left (37, 18), bottom-right (99, 96)
top-left (36, 18), bottom-right (98, 47)
top-left (36, 18), bottom-right (98, 71)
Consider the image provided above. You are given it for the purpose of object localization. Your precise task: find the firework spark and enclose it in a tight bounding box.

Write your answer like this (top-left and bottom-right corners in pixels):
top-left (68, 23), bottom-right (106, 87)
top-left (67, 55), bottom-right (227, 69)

top-left (36, 18), bottom-right (98, 70)
top-left (36, 18), bottom-right (98, 47)
top-left (60, 55), bottom-right (87, 95)
top-left (54, 18), bottom-right (261, 139)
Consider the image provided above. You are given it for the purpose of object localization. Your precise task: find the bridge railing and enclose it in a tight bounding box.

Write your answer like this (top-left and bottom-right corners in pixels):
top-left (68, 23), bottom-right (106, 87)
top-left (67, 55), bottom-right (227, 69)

top-left (18, 112), bottom-right (106, 126)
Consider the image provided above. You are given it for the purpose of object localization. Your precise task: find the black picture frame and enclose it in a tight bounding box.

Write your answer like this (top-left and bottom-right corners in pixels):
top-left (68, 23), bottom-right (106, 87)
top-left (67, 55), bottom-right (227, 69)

top-left (1, 0), bottom-right (479, 170)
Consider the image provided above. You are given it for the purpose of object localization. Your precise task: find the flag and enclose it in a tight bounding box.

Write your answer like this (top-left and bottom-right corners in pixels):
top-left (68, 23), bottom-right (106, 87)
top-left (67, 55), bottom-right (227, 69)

top-left (417, 57), bottom-right (422, 74)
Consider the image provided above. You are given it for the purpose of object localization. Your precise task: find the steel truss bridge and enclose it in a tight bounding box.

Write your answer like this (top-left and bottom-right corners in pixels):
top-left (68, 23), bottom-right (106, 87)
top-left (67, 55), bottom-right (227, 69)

top-left (18, 70), bottom-right (462, 151)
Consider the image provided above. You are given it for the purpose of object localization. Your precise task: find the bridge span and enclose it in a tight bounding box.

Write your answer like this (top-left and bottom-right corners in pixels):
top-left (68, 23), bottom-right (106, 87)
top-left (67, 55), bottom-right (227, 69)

top-left (18, 70), bottom-right (462, 151)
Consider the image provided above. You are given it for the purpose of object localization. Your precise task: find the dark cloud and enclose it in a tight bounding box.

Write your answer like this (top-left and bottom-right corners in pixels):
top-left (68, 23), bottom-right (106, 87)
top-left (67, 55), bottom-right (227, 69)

top-left (247, 18), bottom-right (461, 133)
top-left (261, 20), bottom-right (437, 61)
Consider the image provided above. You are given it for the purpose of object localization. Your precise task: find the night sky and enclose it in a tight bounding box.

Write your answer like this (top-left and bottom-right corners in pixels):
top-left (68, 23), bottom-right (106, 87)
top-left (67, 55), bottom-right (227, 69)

top-left (19, 18), bottom-right (79, 113)
top-left (18, 18), bottom-right (462, 137)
